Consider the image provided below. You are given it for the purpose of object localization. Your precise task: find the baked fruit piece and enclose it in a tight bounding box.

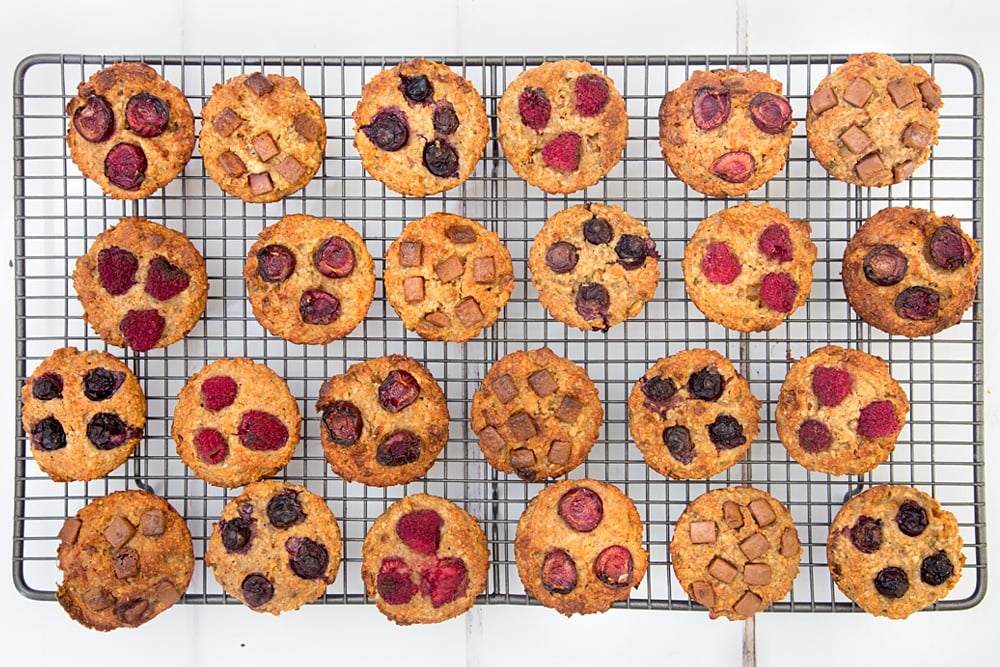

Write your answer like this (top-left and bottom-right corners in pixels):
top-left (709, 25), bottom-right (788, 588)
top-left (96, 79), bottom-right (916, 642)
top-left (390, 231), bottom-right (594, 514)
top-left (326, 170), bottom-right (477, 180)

top-left (200, 71), bottom-right (326, 203)
top-left (842, 206), bottom-right (981, 337)
top-left (827, 485), bottom-right (964, 619)
top-left (682, 202), bottom-right (816, 332)
top-left (628, 349), bottom-right (760, 480)
top-left (205, 481), bottom-right (342, 614)
top-left (353, 58), bottom-right (489, 197)
top-left (807, 52), bottom-right (942, 187)
top-left (658, 69), bottom-right (794, 197)
top-left (775, 345), bottom-right (909, 476)
top-left (55, 490), bottom-right (194, 630)
top-left (514, 479), bottom-right (648, 616)
top-left (383, 212), bottom-right (514, 342)
top-left (172, 358), bottom-right (302, 488)
top-left (498, 60), bottom-right (628, 194)
top-left (72, 217), bottom-right (208, 352)
top-left (671, 486), bottom-right (801, 620)
top-left (361, 494), bottom-right (488, 625)
top-left (66, 62), bottom-right (195, 199)
top-left (244, 214), bottom-right (375, 345)
top-left (528, 203), bottom-right (660, 331)
top-left (315, 355), bottom-right (450, 487)
top-left (21, 347), bottom-right (145, 482)
top-left (470, 347), bottom-right (602, 482)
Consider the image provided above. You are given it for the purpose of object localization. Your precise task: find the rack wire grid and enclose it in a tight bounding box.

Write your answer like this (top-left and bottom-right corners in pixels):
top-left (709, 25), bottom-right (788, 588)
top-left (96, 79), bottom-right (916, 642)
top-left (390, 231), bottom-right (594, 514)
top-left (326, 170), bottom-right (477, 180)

top-left (13, 54), bottom-right (985, 613)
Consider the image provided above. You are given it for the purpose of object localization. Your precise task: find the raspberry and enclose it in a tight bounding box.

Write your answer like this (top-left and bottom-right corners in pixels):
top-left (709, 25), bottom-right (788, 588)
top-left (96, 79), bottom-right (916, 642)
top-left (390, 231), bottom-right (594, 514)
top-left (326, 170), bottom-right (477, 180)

top-left (573, 74), bottom-right (609, 116)
top-left (237, 410), bottom-right (289, 451)
top-left (194, 428), bottom-right (228, 464)
top-left (758, 223), bottom-right (793, 262)
top-left (119, 309), bottom-right (165, 352)
top-left (97, 247), bottom-right (139, 295)
top-left (811, 366), bottom-right (852, 407)
top-left (798, 419), bottom-right (832, 453)
top-left (759, 271), bottom-right (799, 312)
top-left (395, 509), bottom-right (443, 555)
top-left (541, 132), bottom-right (581, 171)
top-left (201, 376), bottom-right (238, 411)
top-left (701, 241), bottom-right (741, 284)
top-left (377, 557), bottom-right (417, 605)
top-left (518, 87), bottom-right (551, 131)
top-left (144, 256), bottom-right (190, 301)
top-left (856, 400), bottom-right (899, 438)
top-left (420, 557), bottom-right (469, 608)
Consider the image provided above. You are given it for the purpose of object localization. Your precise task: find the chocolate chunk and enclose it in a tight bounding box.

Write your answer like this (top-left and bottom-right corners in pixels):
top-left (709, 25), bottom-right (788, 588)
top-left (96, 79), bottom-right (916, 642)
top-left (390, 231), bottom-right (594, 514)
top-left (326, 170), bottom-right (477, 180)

top-left (403, 276), bottom-right (425, 302)
top-left (744, 563), bottom-right (772, 585)
top-left (840, 125), bottom-right (872, 154)
top-left (843, 78), bottom-right (874, 107)
top-left (434, 255), bottom-right (463, 283)
top-left (527, 369), bottom-right (557, 397)
top-left (212, 108), bottom-right (243, 137)
top-left (748, 499), bottom-right (776, 527)
top-left (454, 297), bottom-right (484, 327)
top-left (918, 80), bottom-right (942, 110)
top-left (509, 447), bottom-right (536, 471)
top-left (507, 411), bottom-right (537, 441)
top-left (491, 374), bottom-right (518, 403)
top-left (547, 440), bottom-right (571, 465)
top-left (155, 580), bottom-right (182, 606)
top-left (690, 580), bottom-right (716, 608)
top-left (294, 112), bottom-right (323, 141)
top-left (554, 395), bottom-right (582, 422)
top-left (116, 598), bottom-right (148, 624)
top-left (739, 533), bottom-right (770, 560)
top-left (83, 587), bottom-right (114, 611)
top-left (276, 156), bottom-right (305, 183)
top-left (446, 225), bottom-right (476, 244)
top-left (399, 241), bottom-right (423, 267)
top-left (104, 516), bottom-right (135, 548)
top-left (422, 311), bottom-right (450, 328)
top-left (244, 72), bottom-right (274, 96)
top-left (809, 87), bottom-right (837, 115)
top-left (708, 557), bottom-right (738, 584)
top-left (251, 133), bottom-right (280, 162)
top-left (113, 547), bottom-right (140, 579)
top-left (780, 526), bottom-right (800, 557)
top-left (733, 591), bottom-right (762, 616)
top-left (477, 425), bottom-right (505, 453)
top-left (140, 510), bottom-right (164, 536)
top-left (721, 501), bottom-right (743, 530)
top-left (854, 152), bottom-right (884, 181)
top-left (902, 123), bottom-right (934, 149)
top-left (893, 160), bottom-right (916, 183)
top-left (58, 517), bottom-right (82, 545)
top-left (690, 520), bottom-right (717, 544)
top-left (248, 172), bottom-right (273, 195)
top-left (218, 151), bottom-right (246, 177)
top-left (887, 77), bottom-right (917, 107)
top-left (472, 257), bottom-right (495, 284)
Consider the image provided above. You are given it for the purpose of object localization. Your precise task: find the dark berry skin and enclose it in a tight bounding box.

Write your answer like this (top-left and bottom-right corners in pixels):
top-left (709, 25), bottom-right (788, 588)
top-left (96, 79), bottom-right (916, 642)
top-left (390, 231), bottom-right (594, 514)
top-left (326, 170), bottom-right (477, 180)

top-left (640, 376), bottom-right (676, 405)
top-left (863, 245), bottom-right (908, 286)
top-left (241, 573), bottom-right (274, 608)
top-left (30, 416), bottom-right (67, 451)
top-left (32, 372), bottom-right (64, 401)
top-left (321, 400), bottom-right (363, 446)
top-left (575, 283), bottom-right (610, 323)
top-left (267, 490), bottom-right (305, 529)
top-left (286, 537), bottom-right (329, 580)
top-left (664, 425), bottom-right (695, 464)
top-left (929, 226), bottom-right (973, 270)
top-left (375, 431), bottom-right (421, 466)
top-left (256, 245), bottom-right (296, 283)
top-left (895, 501), bottom-right (929, 536)
top-left (432, 103), bottom-right (459, 134)
top-left (707, 414), bottom-right (745, 450)
top-left (363, 108), bottom-right (409, 151)
top-left (314, 237), bottom-right (356, 278)
top-left (541, 549), bottom-right (577, 594)
top-left (873, 566), bottom-right (909, 599)
top-left (593, 545), bottom-right (634, 588)
top-left (545, 242), bottom-right (579, 273)
top-left (848, 515), bottom-right (883, 554)
top-left (423, 139), bottom-right (459, 177)
top-left (82, 367), bottom-right (125, 401)
top-left (920, 550), bottom-right (955, 586)
top-left (692, 87), bottom-right (730, 130)
top-left (86, 412), bottom-right (131, 450)
top-left (583, 217), bottom-right (613, 245)
top-left (220, 517), bottom-right (253, 553)
top-left (73, 95), bottom-right (114, 142)
top-left (377, 370), bottom-right (421, 413)
top-left (688, 367), bottom-right (724, 401)
top-left (557, 487), bottom-right (604, 532)
top-left (125, 93), bottom-right (169, 138)
top-left (895, 286), bottom-right (940, 321)
top-left (400, 74), bottom-right (433, 104)
top-left (615, 234), bottom-right (658, 270)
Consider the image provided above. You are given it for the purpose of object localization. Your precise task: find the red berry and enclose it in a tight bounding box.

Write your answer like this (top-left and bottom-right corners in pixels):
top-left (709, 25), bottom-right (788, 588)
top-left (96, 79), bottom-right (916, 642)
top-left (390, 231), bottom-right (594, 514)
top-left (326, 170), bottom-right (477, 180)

top-left (797, 419), bottom-right (832, 453)
top-left (377, 557), bottom-right (417, 605)
top-left (104, 142), bottom-right (147, 190)
top-left (759, 271), bottom-right (799, 313)
top-left (97, 247), bottom-right (139, 296)
top-left (201, 376), bottom-right (238, 411)
top-left (541, 548), bottom-right (577, 594)
top-left (701, 241), bottom-right (741, 284)
top-left (856, 400), bottom-right (900, 438)
top-left (749, 93), bottom-right (792, 134)
top-left (395, 509), bottom-right (443, 556)
top-left (594, 545), bottom-right (634, 588)
top-left (692, 86), bottom-right (730, 130)
top-left (574, 74), bottom-right (609, 116)
top-left (758, 223), bottom-right (793, 262)
top-left (711, 151), bottom-right (755, 183)
top-left (811, 366), bottom-right (852, 407)
top-left (557, 487), bottom-right (604, 532)
top-left (237, 410), bottom-right (289, 451)
top-left (518, 87), bottom-right (551, 131)
top-left (194, 428), bottom-right (228, 464)
top-left (420, 557), bottom-right (469, 608)
top-left (541, 132), bottom-right (581, 171)
top-left (125, 93), bottom-right (169, 138)
top-left (144, 255), bottom-right (190, 301)
top-left (73, 95), bottom-right (114, 142)
top-left (119, 308), bottom-right (165, 352)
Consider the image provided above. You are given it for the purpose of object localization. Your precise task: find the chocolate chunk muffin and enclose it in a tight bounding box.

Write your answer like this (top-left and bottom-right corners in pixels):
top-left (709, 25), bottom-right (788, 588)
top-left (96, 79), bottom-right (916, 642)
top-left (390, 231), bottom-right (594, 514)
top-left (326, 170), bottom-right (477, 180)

top-left (205, 481), bottom-right (342, 614)
top-left (384, 212), bottom-right (514, 342)
top-left (682, 202), bottom-right (816, 332)
top-left (353, 58), bottom-right (489, 197)
top-left (200, 71), bottom-right (326, 202)
top-left (72, 216), bottom-right (208, 352)
top-left (528, 203), bottom-right (660, 331)
top-left (658, 69), bottom-right (795, 197)
top-left (514, 479), bottom-right (648, 616)
top-left (244, 214), bottom-right (376, 345)
top-left (775, 345), bottom-right (909, 476)
top-left (827, 485), bottom-right (964, 619)
top-left (361, 494), bottom-right (489, 625)
top-left (807, 52), bottom-right (942, 186)
top-left (671, 486), bottom-right (801, 620)
top-left (21, 347), bottom-right (145, 482)
top-left (628, 349), bottom-right (761, 480)
top-left (56, 490), bottom-right (194, 630)
top-left (172, 357), bottom-right (302, 488)
top-left (498, 60), bottom-right (628, 194)
top-left (66, 62), bottom-right (195, 199)
top-left (842, 206), bottom-right (981, 337)
top-left (315, 355), bottom-right (450, 487)
top-left (470, 347), bottom-right (602, 482)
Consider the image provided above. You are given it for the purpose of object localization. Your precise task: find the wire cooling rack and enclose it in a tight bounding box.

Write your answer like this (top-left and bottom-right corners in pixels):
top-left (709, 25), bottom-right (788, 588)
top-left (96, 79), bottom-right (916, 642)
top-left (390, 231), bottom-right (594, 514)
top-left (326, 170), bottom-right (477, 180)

top-left (12, 54), bottom-right (984, 613)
